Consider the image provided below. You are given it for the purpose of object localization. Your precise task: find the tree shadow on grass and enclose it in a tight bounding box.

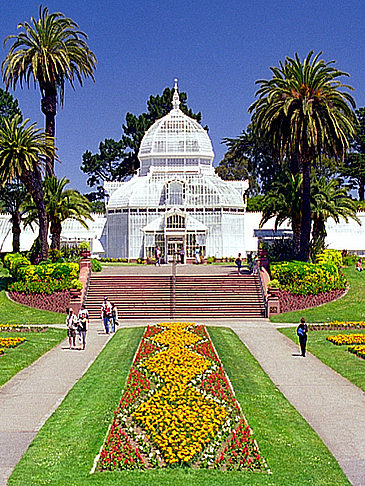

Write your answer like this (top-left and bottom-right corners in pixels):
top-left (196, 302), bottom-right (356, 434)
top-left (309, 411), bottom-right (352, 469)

top-left (0, 276), bottom-right (11, 291)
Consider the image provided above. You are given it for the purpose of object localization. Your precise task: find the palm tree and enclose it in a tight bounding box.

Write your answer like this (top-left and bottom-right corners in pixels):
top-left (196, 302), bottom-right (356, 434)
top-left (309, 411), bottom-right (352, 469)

top-left (310, 177), bottom-right (360, 256)
top-left (24, 176), bottom-right (93, 250)
top-left (260, 170), bottom-right (303, 257)
top-left (0, 181), bottom-right (27, 252)
top-left (0, 115), bottom-right (54, 260)
top-left (2, 6), bottom-right (96, 176)
top-left (250, 51), bottom-right (356, 261)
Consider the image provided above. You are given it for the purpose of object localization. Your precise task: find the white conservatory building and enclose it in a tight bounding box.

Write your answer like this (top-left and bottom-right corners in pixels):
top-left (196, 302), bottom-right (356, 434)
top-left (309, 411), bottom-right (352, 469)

top-left (104, 81), bottom-right (249, 261)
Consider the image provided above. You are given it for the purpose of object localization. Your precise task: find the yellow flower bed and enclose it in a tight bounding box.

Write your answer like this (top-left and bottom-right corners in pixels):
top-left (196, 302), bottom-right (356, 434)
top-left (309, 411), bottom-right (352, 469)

top-left (348, 345), bottom-right (365, 359)
top-left (0, 348), bottom-right (4, 356)
top-left (327, 334), bottom-right (365, 345)
top-left (323, 321), bottom-right (365, 328)
top-left (98, 322), bottom-right (265, 471)
top-left (0, 337), bottom-right (26, 348)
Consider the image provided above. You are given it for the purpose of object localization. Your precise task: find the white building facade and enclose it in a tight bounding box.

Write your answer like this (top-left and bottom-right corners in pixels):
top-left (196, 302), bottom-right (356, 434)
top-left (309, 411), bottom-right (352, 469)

top-left (104, 81), bottom-right (249, 261)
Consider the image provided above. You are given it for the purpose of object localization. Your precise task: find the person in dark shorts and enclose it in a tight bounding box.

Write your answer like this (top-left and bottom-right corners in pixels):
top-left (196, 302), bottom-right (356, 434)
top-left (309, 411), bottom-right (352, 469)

top-left (297, 317), bottom-right (308, 357)
top-left (235, 253), bottom-right (242, 275)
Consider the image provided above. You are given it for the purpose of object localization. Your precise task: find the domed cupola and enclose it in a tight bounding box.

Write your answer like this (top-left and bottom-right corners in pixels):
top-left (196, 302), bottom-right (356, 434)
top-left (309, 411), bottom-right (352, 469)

top-left (138, 79), bottom-right (214, 176)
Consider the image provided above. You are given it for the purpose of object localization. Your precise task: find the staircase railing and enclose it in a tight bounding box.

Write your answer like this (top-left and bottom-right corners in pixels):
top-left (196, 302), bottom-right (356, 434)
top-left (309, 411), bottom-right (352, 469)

top-left (170, 253), bottom-right (177, 318)
top-left (257, 266), bottom-right (268, 318)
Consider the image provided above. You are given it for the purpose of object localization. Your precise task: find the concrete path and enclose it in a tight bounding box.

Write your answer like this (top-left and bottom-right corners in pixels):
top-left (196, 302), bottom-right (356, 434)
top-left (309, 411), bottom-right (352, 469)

top-left (0, 322), bottom-right (111, 486)
top-left (0, 318), bottom-right (364, 485)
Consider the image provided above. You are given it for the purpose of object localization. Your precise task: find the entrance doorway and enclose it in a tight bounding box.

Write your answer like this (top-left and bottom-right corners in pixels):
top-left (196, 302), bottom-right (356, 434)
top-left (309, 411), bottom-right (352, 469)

top-left (167, 238), bottom-right (184, 262)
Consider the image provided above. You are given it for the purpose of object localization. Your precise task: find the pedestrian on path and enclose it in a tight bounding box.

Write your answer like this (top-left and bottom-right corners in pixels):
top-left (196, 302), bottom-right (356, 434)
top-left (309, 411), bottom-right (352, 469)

top-left (101, 297), bottom-right (112, 334)
top-left (235, 253), bottom-right (242, 275)
top-left (66, 307), bottom-right (78, 350)
top-left (195, 247), bottom-right (200, 264)
top-left (78, 313), bottom-right (88, 350)
top-left (77, 305), bottom-right (89, 345)
top-left (111, 302), bottom-right (118, 333)
top-left (297, 317), bottom-right (308, 357)
top-left (155, 246), bottom-right (161, 266)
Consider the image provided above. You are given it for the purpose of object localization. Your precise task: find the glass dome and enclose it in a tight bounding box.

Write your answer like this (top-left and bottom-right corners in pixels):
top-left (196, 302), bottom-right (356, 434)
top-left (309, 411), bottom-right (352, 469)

top-left (138, 80), bottom-right (214, 175)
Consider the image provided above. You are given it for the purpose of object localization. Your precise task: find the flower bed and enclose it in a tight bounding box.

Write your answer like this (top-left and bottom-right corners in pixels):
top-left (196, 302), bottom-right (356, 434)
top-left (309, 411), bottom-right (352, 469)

top-left (309, 321), bottom-right (365, 331)
top-left (0, 336), bottom-right (26, 349)
top-left (277, 288), bottom-right (345, 313)
top-left (96, 322), bottom-right (266, 472)
top-left (327, 334), bottom-right (365, 346)
top-left (348, 345), bottom-right (365, 359)
top-left (8, 291), bottom-right (71, 313)
top-left (0, 324), bottom-right (48, 332)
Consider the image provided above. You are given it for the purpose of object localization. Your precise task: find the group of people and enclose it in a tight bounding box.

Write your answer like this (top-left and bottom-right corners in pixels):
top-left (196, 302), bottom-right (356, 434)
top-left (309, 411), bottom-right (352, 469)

top-left (235, 252), bottom-right (257, 275)
top-left (66, 305), bottom-right (89, 350)
top-left (100, 297), bottom-right (118, 334)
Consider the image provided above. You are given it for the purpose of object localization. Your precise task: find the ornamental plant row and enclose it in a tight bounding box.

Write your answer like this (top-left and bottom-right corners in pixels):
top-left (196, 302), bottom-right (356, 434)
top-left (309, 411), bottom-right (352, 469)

top-left (95, 322), bottom-right (267, 472)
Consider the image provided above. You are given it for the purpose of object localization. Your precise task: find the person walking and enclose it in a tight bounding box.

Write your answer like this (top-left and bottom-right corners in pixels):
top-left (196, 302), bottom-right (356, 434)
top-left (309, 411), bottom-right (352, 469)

top-left (77, 305), bottom-right (89, 345)
top-left (110, 302), bottom-right (118, 333)
top-left (247, 252), bottom-right (253, 274)
top-left (356, 258), bottom-right (362, 271)
top-left (155, 246), bottom-right (161, 266)
top-left (78, 313), bottom-right (88, 350)
top-left (235, 253), bottom-right (242, 275)
top-left (195, 247), bottom-right (200, 264)
top-left (66, 307), bottom-right (78, 350)
top-left (180, 247), bottom-right (184, 264)
top-left (100, 297), bottom-right (112, 335)
top-left (297, 317), bottom-right (308, 357)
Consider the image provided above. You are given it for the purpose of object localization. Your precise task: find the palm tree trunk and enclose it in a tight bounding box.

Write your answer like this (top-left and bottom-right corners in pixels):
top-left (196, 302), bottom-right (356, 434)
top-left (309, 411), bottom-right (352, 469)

top-left (10, 211), bottom-right (21, 252)
top-left (292, 220), bottom-right (301, 259)
top-left (299, 160), bottom-right (311, 261)
top-left (20, 168), bottom-right (49, 261)
top-left (50, 220), bottom-right (62, 250)
top-left (41, 86), bottom-right (57, 178)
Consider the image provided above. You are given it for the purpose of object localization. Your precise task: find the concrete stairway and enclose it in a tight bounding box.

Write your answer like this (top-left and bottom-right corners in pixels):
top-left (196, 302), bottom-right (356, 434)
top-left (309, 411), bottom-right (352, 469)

top-left (85, 274), bottom-right (266, 319)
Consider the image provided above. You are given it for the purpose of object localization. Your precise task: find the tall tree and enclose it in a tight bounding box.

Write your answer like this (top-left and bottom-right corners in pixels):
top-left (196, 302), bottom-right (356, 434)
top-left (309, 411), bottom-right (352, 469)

top-left (260, 170), bottom-right (303, 256)
top-left (2, 6), bottom-right (96, 176)
top-left (0, 181), bottom-right (27, 252)
top-left (0, 88), bottom-right (22, 128)
top-left (216, 126), bottom-right (279, 195)
top-left (250, 51), bottom-right (356, 261)
top-left (310, 177), bottom-right (359, 256)
top-left (0, 116), bottom-right (54, 260)
top-left (81, 86), bottom-right (204, 194)
top-left (23, 176), bottom-right (93, 250)
top-left (340, 107), bottom-right (365, 200)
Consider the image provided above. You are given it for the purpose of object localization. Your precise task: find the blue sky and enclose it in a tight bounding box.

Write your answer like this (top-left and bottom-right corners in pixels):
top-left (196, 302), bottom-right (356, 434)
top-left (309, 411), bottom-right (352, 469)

top-left (1, 0), bottom-right (364, 193)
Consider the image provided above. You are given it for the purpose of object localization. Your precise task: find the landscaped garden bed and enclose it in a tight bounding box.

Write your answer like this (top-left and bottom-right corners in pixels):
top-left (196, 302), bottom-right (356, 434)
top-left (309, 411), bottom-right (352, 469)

top-left (95, 322), bottom-right (265, 472)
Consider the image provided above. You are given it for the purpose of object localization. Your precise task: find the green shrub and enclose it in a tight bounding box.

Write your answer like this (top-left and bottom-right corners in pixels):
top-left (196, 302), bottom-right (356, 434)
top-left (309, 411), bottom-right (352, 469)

top-left (270, 260), bottom-right (347, 295)
top-left (10, 279), bottom-right (74, 294)
top-left (70, 278), bottom-right (83, 290)
top-left (79, 241), bottom-right (90, 250)
top-left (316, 249), bottom-right (343, 268)
top-left (206, 256), bottom-right (215, 264)
top-left (16, 262), bottom-right (79, 283)
top-left (3, 253), bottom-right (31, 277)
top-left (342, 254), bottom-right (360, 267)
top-left (268, 238), bottom-right (295, 262)
top-left (91, 258), bottom-right (102, 272)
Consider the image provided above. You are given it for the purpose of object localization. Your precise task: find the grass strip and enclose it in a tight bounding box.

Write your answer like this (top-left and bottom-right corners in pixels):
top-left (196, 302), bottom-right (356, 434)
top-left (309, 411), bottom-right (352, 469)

top-left (270, 267), bottom-right (365, 323)
top-left (279, 327), bottom-right (365, 391)
top-left (9, 327), bottom-right (349, 486)
top-left (0, 329), bottom-right (65, 387)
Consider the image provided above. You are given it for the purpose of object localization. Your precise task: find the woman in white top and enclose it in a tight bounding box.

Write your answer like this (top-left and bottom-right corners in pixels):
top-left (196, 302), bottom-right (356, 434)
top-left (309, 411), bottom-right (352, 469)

top-left (66, 308), bottom-right (78, 350)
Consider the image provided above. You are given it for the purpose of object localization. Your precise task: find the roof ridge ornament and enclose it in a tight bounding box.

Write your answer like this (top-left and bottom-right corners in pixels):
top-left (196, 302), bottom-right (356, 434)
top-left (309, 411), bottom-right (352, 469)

top-left (172, 77), bottom-right (181, 110)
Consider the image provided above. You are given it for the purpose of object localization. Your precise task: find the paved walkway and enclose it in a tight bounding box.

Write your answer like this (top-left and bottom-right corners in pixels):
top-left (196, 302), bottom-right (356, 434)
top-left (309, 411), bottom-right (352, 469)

top-left (100, 262), bottom-right (243, 276)
top-left (0, 318), bottom-right (364, 485)
top-left (0, 322), bottom-right (111, 486)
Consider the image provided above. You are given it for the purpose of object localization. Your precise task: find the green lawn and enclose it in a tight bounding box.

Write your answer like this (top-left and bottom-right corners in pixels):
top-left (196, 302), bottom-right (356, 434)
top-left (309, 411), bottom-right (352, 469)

top-left (0, 273), bottom-right (65, 324)
top-left (271, 267), bottom-right (365, 323)
top-left (0, 328), bottom-right (65, 387)
top-left (279, 327), bottom-right (365, 391)
top-left (9, 326), bottom-right (349, 486)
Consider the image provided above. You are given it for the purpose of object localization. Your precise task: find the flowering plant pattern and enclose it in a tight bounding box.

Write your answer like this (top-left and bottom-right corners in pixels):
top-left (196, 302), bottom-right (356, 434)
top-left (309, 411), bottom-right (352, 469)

top-left (97, 322), bottom-right (265, 471)
top-left (327, 334), bottom-right (365, 345)
top-left (348, 345), bottom-right (365, 359)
